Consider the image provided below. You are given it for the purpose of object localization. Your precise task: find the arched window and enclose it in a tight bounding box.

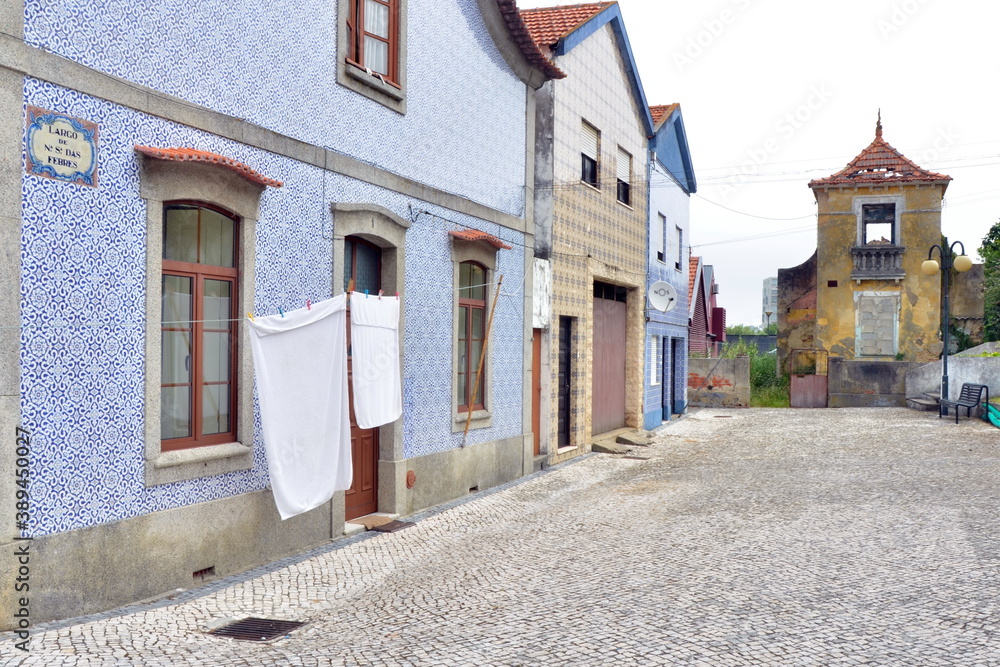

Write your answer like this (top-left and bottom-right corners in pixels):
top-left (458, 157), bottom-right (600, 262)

top-left (457, 261), bottom-right (487, 412)
top-left (161, 202), bottom-right (239, 451)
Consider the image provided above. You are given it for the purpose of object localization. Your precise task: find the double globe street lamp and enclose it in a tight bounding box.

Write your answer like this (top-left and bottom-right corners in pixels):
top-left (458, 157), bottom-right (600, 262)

top-left (921, 240), bottom-right (973, 408)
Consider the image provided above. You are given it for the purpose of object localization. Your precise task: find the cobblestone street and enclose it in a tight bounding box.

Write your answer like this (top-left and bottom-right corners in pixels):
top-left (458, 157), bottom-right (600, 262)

top-left (5, 407), bottom-right (1000, 666)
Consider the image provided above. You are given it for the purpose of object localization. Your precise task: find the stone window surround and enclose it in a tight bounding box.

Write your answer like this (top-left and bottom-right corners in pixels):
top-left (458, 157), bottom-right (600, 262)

top-left (139, 158), bottom-right (265, 486)
top-left (451, 238), bottom-right (498, 432)
top-left (854, 290), bottom-right (900, 357)
top-left (331, 202), bottom-right (409, 461)
top-left (336, 0), bottom-right (408, 114)
top-left (852, 195), bottom-right (904, 247)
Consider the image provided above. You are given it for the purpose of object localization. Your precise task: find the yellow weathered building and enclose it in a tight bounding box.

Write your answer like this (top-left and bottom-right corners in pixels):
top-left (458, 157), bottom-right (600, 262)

top-left (779, 118), bottom-right (965, 368)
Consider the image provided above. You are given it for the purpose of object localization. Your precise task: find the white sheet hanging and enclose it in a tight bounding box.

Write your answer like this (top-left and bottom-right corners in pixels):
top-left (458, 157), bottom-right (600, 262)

top-left (247, 295), bottom-right (352, 520)
top-left (349, 292), bottom-right (402, 429)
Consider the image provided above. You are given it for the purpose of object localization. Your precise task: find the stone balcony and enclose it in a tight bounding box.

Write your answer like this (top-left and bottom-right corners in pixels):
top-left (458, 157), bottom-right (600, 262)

top-left (850, 244), bottom-right (905, 282)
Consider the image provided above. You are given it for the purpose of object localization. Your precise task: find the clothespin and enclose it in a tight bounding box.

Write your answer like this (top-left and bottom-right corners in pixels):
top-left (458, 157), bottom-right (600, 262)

top-left (365, 289), bottom-right (369, 299)
top-left (395, 291), bottom-right (399, 299)
top-left (246, 312), bottom-right (255, 322)
top-left (378, 290), bottom-right (383, 300)
top-left (278, 307), bottom-right (285, 318)
top-left (306, 299), bottom-right (311, 311)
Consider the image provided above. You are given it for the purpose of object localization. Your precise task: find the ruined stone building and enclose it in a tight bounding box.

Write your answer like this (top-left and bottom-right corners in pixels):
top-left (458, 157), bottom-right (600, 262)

top-left (777, 117), bottom-right (982, 372)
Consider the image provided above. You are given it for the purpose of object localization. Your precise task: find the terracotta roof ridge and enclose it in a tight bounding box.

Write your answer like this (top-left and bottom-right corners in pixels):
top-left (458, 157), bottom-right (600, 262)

top-left (809, 132), bottom-right (951, 188)
top-left (448, 229), bottom-right (513, 250)
top-left (519, 2), bottom-right (614, 48)
top-left (495, 0), bottom-right (566, 80)
top-left (134, 145), bottom-right (283, 188)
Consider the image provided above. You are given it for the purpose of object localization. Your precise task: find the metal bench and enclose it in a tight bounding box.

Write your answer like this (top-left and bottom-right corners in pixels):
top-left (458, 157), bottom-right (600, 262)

top-left (939, 383), bottom-right (989, 424)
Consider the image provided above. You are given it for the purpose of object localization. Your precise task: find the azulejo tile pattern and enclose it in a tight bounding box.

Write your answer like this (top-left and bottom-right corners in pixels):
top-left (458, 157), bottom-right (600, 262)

top-left (21, 79), bottom-right (526, 536)
top-left (22, 0), bottom-right (528, 218)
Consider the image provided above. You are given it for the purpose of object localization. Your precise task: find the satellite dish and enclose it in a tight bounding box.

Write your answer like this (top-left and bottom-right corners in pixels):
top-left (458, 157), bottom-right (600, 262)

top-left (649, 281), bottom-right (678, 312)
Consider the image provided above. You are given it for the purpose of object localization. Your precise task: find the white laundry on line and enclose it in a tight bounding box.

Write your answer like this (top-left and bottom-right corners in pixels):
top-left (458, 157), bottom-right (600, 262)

top-left (349, 292), bottom-right (402, 429)
top-left (247, 295), bottom-right (352, 520)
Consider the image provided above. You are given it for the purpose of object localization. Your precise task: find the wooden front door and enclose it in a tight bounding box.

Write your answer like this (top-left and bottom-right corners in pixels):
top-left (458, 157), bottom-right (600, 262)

top-left (344, 237), bottom-right (380, 520)
top-left (592, 283), bottom-right (627, 435)
top-left (532, 328), bottom-right (542, 456)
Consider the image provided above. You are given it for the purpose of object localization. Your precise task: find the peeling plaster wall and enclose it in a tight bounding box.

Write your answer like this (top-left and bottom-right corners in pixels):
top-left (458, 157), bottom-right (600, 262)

top-left (813, 185), bottom-right (945, 363)
top-left (777, 250), bottom-right (817, 374)
top-left (687, 357), bottom-right (750, 408)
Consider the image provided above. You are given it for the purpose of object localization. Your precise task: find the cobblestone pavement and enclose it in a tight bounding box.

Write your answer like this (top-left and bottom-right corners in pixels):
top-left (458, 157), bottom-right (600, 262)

top-left (5, 407), bottom-right (1000, 666)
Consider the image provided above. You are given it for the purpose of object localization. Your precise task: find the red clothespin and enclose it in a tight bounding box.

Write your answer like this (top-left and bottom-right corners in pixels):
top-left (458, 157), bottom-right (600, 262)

top-left (395, 291), bottom-right (399, 299)
top-left (378, 290), bottom-right (383, 300)
top-left (306, 299), bottom-right (312, 311)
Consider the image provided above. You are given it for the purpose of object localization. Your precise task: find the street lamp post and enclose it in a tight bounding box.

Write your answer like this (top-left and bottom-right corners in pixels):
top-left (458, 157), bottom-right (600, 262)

top-left (921, 240), bottom-right (973, 410)
top-left (765, 310), bottom-right (773, 331)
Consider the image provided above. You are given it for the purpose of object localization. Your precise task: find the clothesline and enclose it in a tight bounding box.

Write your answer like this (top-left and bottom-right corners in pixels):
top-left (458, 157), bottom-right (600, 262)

top-left (0, 276), bottom-right (530, 330)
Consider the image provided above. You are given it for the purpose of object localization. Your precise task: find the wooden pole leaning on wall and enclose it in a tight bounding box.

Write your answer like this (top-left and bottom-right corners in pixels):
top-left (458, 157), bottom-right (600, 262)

top-left (462, 274), bottom-right (504, 447)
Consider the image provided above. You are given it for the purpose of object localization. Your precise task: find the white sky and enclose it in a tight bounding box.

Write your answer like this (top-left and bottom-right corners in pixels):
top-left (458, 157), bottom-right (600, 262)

top-left (515, 0), bottom-right (1000, 326)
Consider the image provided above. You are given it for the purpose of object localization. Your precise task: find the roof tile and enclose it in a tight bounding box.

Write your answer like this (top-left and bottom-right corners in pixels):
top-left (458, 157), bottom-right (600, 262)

top-left (650, 103), bottom-right (678, 127)
top-left (134, 146), bottom-right (283, 188)
top-left (449, 229), bottom-right (513, 250)
top-left (809, 120), bottom-right (951, 189)
top-left (520, 2), bottom-right (614, 49)
top-left (495, 0), bottom-right (566, 80)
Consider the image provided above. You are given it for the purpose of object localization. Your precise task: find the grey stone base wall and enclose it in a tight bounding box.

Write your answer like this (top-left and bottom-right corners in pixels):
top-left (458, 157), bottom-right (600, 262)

top-left (0, 489), bottom-right (333, 629)
top-left (827, 358), bottom-right (923, 408)
top-left (386, 435), bottom-right (527, 517)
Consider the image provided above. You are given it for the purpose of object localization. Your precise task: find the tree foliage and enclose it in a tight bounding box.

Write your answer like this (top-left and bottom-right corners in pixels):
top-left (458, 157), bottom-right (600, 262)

top-left (979, 220), bottom-right (1000, 341)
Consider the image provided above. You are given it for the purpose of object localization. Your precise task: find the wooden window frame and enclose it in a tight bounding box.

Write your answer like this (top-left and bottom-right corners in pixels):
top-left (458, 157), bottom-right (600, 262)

top-left (161, 202), bottom-right (239, 453)
top-left (346, 0), bottom-right (401, 87)
top-left (457, 261), bottom-right (487, 413)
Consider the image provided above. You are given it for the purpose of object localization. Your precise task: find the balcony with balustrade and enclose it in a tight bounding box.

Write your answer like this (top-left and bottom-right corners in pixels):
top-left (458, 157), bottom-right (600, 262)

top-left (850, 244), bottom-right (905, 282)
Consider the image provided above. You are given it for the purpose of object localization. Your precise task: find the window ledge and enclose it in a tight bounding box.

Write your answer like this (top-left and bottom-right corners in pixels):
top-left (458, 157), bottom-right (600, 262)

top-left (345, 63), bottom-right (404, 101)
top-left (617, 200), bottom-right (634, 210)
top-left (580, 181), bottom-right (601, 193)
top-left (452, 410), bottom-right (492, 433)
top-left (146, 441), bottom-right (253, 486)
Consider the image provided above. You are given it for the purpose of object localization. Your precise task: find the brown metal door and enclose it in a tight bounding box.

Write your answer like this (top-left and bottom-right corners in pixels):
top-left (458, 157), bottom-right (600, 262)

top-left (592, 293), bottom-right (627, 434)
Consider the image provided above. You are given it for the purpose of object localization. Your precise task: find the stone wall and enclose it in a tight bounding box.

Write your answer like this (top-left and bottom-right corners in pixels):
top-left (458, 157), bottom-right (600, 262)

top-left (906, 341), bottom-right (1000, 402)
top-left (687, 357), bottom-right (750, 408)
top-left (827, 359), bottom-right (923, 407)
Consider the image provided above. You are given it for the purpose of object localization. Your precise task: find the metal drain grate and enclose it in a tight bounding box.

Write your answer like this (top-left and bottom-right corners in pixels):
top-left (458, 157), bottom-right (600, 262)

top-left (209, 617), bottom-right (305, 642)
top-left (372, 520), bottom-right (415, 533)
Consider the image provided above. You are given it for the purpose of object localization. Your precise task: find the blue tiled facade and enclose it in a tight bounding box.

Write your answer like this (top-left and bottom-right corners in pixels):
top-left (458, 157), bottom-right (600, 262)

top-left (643, 109), bottom-right (696, 430)
top-left (19, 0), bottom-right (530, 538)
top-left (23, 0), bottom-right (526, 218)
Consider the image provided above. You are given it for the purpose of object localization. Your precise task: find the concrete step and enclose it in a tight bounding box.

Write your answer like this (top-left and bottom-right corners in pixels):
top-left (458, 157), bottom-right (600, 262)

top-left (616, 431), bottom-right (653, 447)
top-left (922, 391), bottom-right (941, 402)
top-left (907, 397), bottom-right (940, 412)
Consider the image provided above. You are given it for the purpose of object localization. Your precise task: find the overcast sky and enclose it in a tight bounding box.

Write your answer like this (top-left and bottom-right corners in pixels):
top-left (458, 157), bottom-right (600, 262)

top-left (516, 0), bottom-right (1000, 326)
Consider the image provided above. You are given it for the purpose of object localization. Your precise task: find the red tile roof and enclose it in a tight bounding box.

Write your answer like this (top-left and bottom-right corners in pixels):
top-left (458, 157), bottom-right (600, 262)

top-left (495, 0), bottom-right (566, 80)
top-left (808, 120), bottom-right (950, 190)
top-left (650, 103), bottom-right (678, 128)
top-left (449, 229), bottom-right (513, 250)
top-left (520, 2), bottom-right (614, 49)
top-left (688, 255), bottom-right (700, 307)
top-left (134, 146), bottom-right (283, 188)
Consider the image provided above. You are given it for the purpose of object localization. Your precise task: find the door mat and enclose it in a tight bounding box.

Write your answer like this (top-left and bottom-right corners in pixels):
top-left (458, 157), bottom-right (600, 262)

top-left (347, 515), bottom-right (394, 530)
